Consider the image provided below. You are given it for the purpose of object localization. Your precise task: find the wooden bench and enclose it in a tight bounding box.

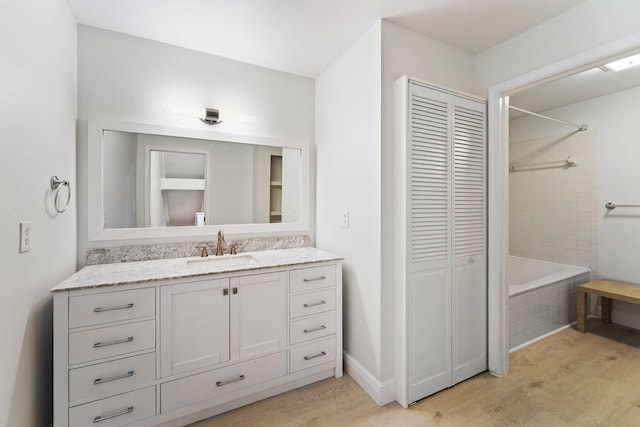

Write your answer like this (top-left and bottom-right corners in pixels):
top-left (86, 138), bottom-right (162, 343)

top-left (577, 279), bottom-right (640, 332)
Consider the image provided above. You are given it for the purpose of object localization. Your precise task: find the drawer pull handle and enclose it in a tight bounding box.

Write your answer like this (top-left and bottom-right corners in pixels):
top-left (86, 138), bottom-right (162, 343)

top-left (303, 300), bottom-right (326, 308)
top-left (303, 276), bottom-right (326, 282)
top-left (93, 405), bottom-right (134, 423)
top-left (93, 303), bottom-right (134, 313)
top-left (304, 351), bottom-right (327, 361)
top-left (303, 325), bottom-right (327, 334)
top-left (93, 336), bottom-right (134, 348)
top-left (93, 370), bottom-right (134, 385)
top-left (216, 374), bottom-right (245, 387)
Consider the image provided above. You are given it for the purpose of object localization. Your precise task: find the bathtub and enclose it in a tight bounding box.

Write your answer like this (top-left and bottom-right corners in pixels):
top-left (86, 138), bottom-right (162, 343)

top-left (508, 256), bottom-right (590, 297)
top-left (508, 256), bottom-right (591, 351)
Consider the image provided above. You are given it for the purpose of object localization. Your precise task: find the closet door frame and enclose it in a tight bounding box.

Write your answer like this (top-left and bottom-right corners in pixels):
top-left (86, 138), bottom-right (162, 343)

top-left (394, 76), bottom-right (487, 408)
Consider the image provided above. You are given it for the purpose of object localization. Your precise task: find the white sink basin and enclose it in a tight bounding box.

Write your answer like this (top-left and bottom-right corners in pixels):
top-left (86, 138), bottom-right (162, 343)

top-left (186, 254), bottom-right (257, 270)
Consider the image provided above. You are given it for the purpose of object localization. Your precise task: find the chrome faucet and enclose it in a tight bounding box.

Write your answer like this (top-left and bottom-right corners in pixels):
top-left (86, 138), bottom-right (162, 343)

top-left (215, 230), bottom-right (225, 256)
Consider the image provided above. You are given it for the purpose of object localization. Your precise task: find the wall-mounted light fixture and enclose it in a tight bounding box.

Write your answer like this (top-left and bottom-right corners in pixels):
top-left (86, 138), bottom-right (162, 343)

top-left (163, 104), bottom-right (222, 125)
top-left (200, 107), bottom-right (221, 125)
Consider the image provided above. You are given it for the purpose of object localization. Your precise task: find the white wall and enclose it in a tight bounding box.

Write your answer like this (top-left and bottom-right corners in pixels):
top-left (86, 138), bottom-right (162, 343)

top-left (380, 21), bottom-right (475, 382)
top-left (316, 19), bottom-right (475, 395)
top-left (475, 0), bottom-right (640, 96)
top-left (0, 1), bottom-right (77, 426)
top-left (510, 86), bottom-right (640, 328)
top-left (476, 0), bottom-right (640, 375)
top-left (316, 22), bottom-right (383, 380)
top-left (77, 25), bottom-right (315, 265)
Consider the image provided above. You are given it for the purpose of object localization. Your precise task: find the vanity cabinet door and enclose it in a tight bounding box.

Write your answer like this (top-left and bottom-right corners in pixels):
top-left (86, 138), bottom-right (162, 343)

top-left (230, 272), bottom-right (287, 360)
top-left (160, 279), bottom-right (230, 377)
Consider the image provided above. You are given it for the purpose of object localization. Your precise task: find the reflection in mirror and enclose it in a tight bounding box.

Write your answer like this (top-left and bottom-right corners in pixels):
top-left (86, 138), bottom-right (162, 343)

top-left (102, 130), bottom-right (302, 229)
top-left (148, 150), bottom-right (206, 227)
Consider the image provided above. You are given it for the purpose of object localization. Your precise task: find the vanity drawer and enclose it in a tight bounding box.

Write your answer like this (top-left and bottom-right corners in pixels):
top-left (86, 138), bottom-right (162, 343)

top-left (69, 320), bottom-right (156, 365)
top-left (161, 351), bottom-right (287, 413)
top-left (290, 337), bottom-right (336, 373)
top-left (69, 352), bottom-right (156, 402)
top-left (290, 265), bottom-right (336, 293)
top-left (290, 288), bottom-right (336, 318)
top-left (68, 386), bottom-right (155, 427)
top-left (69, 288), bottom-right (156, 329)
top-left (289, 311), bottom-right (336, 345)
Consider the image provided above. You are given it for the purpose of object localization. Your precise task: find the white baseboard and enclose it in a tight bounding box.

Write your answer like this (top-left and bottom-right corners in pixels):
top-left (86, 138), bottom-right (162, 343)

top-left (343, 351), bottom-right (395, 406)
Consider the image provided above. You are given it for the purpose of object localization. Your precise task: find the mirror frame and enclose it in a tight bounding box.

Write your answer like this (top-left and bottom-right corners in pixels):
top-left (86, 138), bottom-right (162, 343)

top-left (88, 120), bottom-right (310, 242)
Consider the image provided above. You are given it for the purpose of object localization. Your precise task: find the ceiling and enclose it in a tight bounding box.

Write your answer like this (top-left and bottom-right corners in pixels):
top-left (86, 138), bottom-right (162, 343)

top-left (65, 0), bottom-right (586, 78)
top-left (510, 48), bottom-right (640, 118)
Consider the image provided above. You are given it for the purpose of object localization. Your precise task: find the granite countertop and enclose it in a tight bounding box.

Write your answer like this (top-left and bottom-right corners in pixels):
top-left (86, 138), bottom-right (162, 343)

top-left (51, 247), bottom-right (343, 292)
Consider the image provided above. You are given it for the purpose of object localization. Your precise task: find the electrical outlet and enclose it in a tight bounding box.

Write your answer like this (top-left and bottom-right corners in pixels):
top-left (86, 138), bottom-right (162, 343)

top-left (341, 211), bottom-right (350, 229)
top-left (19, 221), bottom-right (32, 253)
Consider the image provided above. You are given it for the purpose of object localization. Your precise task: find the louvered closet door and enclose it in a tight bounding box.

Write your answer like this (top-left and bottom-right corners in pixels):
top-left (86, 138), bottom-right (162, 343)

top-left (407, 83), bottom-right (453, 403)
top-left (451, 96), bottom-right (487, 384)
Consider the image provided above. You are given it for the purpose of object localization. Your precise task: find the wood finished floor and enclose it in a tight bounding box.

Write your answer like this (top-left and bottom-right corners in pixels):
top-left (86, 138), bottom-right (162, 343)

top-left (190, 319), bottom-right (640, 426)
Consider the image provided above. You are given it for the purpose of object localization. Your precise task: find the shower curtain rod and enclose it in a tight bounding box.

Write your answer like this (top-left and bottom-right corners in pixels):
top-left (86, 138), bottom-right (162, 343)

top-left (509, 105), bottom-right (588, 131)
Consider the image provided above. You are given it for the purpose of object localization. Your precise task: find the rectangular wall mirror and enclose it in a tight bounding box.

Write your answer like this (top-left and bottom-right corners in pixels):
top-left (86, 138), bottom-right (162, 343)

top-left (88, 121), bottom-right (310, 242)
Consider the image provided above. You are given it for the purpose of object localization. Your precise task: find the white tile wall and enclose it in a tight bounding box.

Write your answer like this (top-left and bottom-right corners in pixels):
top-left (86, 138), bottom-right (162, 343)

top-left (509, 272), bottom-right (591, 350)
top-left (509, 131), bottom-right (598, 273)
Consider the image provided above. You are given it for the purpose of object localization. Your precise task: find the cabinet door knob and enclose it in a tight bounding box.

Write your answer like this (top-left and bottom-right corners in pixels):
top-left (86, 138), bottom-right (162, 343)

top-left (223, 288), bottom-right (229, 296)
top-left (232, 287), bottom-right (238, 295)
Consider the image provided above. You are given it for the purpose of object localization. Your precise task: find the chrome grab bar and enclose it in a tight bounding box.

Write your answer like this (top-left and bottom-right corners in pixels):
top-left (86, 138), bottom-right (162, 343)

top-left (304, 351), bottom-right (327, 361)
top-left (94, 370), bottom-right (134, 385)
top-left (605, 202), bottom-right (640, 210)
top-left (93, 303), bottom-right (134, 313)
top-left (303, 325), bottom-right (327, 334)
top-left (93, 406), bottom-right (134, 423)
top-left (303, 276), bottom-right (326, 282)
top-left (216, 374), bottom-right (245, 387)
top-left (93, 337), bottom-right (134, 348)
top-left (303, 300), bottom-right (326, 308)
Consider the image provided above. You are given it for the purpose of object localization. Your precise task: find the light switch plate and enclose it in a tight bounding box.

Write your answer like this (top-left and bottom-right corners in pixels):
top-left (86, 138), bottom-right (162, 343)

top-left (19, 221), bottom-right (32, 253)
top-left (341, 211), bottom-right (350, 229)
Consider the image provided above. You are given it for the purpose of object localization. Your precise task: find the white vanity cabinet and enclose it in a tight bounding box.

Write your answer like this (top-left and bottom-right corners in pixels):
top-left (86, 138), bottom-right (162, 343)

top-left (230, 272), bottom-right (288, 360)
top-left (53, 250), bottom-right (342, 427)
top-left (55, 286), bottom-right (158, 427)
top-left (159, 271), bottom-right (287, 377)
top-left (160, 278), bottom-right (231, 376)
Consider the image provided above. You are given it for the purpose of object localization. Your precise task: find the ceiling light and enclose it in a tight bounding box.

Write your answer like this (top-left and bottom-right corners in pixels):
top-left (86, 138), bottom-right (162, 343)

top-left (600, 53), bottom-right (640, 71)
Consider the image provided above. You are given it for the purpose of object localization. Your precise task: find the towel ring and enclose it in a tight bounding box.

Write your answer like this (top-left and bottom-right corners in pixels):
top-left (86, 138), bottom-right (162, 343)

top-left (50, 176), bottom-right (71, 213)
